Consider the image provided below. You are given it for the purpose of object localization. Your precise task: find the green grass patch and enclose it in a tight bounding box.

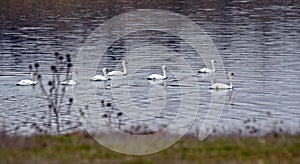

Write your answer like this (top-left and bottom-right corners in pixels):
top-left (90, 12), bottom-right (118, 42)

top-left (0, 133), bottom-right (300, 164)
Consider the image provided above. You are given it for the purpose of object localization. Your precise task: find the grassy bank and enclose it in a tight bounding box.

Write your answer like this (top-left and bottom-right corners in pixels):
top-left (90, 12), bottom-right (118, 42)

top-left (1, 132), bottom-right (300, 164)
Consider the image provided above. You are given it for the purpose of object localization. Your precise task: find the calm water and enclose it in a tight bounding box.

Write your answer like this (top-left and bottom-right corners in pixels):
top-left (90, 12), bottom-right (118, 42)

top-left (0, 0), bottom-right (299, 135)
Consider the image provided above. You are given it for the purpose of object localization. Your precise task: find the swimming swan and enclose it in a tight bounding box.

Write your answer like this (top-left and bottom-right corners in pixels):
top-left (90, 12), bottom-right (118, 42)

top-left (107, 60), bottom-right (127, 76)
top-left (17, 72), bottom-right (38, 86)
top-left (209, 72), bottom-right (234, 89)
top-left (61, 71), bottom-right (78, 85)
top-left (147, 65), bottom-right (167, 80)
top-left (90, 68), bottom-right (110, 81)
top-left (198, 60), bottom-right (216, 73)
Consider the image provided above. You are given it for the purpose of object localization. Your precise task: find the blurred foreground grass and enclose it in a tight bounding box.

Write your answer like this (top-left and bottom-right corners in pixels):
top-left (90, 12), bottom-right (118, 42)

top-left (0, 132), bottom-right (299, 164)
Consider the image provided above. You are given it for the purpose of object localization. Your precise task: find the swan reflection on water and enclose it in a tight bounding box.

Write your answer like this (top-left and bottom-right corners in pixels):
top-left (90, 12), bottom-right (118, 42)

top-left (209, 88), bottom-right (234, 108)
top-left (147, 79), bottom-right (167, 88)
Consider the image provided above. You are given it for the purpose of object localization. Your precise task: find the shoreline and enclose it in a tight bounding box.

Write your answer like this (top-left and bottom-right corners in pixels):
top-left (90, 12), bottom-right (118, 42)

top-left (1, 131), bottom-right (299, 163)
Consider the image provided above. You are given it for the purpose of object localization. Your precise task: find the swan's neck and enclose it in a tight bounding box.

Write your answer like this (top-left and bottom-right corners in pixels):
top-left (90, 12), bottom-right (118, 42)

top-left (228, 74), bottom-right (233, 88)
top-left (211, 60), bottom-right (215, 72)
top-left (73, 72), bottom-right (77, 81)
top-left (103, 69), bottom-right (108, 80)
top-left (31, 73), bottom-right (36, 81)
top-left (122, 62), bottom-right (127, 75)
top-left (162, 68), bottom-right (167, 78)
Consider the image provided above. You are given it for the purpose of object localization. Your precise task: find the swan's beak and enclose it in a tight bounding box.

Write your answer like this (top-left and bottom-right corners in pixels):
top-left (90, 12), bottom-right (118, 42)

top-left (231, 73), bottom-right (235, 75)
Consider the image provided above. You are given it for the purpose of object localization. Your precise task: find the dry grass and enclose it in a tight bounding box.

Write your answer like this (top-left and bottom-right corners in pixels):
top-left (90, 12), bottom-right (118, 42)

top-left (1, 131), bottom-right (300, 164)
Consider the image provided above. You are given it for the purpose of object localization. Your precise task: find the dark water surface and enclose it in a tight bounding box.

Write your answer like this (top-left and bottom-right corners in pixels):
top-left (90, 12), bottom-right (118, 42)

top-left (0, 0), bottom-right (299, 135)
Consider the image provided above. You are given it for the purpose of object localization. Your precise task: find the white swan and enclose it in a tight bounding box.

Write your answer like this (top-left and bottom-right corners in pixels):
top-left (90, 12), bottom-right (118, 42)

top-left (198, 60), bottom-right (216, 73)
top-left (209, 72), bottom-right (234, 89)
top-left (61, 71), bottom-right (78, 85)
top-left (147, 65), bottom-right (167, 80)
top-left (107, 61), bottom-right (127, 76)
top-left (90, 68), bottom-right (110, 81)
top-left (17, 72), bottom-right (38, 86)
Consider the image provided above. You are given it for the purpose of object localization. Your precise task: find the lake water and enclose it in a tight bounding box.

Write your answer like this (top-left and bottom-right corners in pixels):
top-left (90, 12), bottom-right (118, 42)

top-left (0, 0), bottom-right (299, 136)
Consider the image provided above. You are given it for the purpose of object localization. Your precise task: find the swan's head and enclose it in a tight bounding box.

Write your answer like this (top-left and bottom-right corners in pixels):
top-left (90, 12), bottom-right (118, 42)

top-left (162, 65), bottom-right (167, 70)
top-left (228, 72), bottom-right (235, 76)
top-left (31, 72), bottom-right (37, 81)
top-left (211, 60), bottom-right (217, 63)
top-left (31, 72), bottom-right (36, 77)
top-left (122, 60), bottom-right (128, 65)
top-left (102, 68), bottom-right (108, 72)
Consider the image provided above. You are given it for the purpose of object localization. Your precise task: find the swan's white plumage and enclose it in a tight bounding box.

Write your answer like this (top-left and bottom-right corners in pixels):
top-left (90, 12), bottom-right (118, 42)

top-left (198, 68), bottom-right (213, 73)
top-left (17, 72), bottom-right (38, 86)
top-left (17, 79), bottom-right (38, 86)
top-left (107, 71), bottom-right (124, 76)
top-left (107, 61), bottom-right (127, 76)
top-left (209, 83), bottom-right (231, 89)
top-left (61, 71), bottom-right (78, 85)
top-left (198, 60), bottom-right (216, 73)
top-left (209, 72), bottom-right (234, 89)
top-left (147, 65), bottom-right (167, 80)
top-left (90, 75), bottom-right (107, 81)
top-left (90, 68), bottom-right (110, 81)
top-left (148, 74), bottom-right (165, 80)
top-left (61, 80), bottom-right (77, 85)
